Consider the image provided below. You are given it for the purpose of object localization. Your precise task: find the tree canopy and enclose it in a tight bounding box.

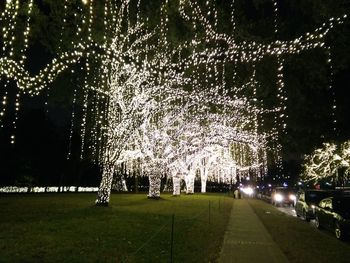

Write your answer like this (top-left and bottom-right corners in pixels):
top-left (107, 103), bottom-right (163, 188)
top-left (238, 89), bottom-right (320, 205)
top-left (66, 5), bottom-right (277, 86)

top-left (0, 0), bottom-right (349, 195)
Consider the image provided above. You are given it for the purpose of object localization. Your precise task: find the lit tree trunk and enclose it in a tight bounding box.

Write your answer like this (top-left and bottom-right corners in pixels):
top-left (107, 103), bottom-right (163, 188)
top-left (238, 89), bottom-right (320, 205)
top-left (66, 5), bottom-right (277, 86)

top-left (122, 178), bottom-right (128, 191)
top-left (148, 171), bottom-right (161, 199)
top-left (134, 170), bottom-right (139, 193)
top-left (201, 177), bottom-right (207, 193)
top-left (95, 163), bottom-right (114, 206)
top-left (200, 167), bottom-right (208, 193)
top-left (200, 158), bottom-right (210, 193)
top-left (173, 173), bottom-right (181, 196)
top-left (185, 175), bottom-right (194, 194)
top-left (95, 130), bottom-right (121, 206)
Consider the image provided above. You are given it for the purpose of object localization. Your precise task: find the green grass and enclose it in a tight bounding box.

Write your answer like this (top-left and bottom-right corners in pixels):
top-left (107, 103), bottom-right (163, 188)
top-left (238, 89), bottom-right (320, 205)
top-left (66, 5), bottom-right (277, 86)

top-left (0, 192), bottom-right (232, 263)
top-left (248, 199), bottom-right (350, 263)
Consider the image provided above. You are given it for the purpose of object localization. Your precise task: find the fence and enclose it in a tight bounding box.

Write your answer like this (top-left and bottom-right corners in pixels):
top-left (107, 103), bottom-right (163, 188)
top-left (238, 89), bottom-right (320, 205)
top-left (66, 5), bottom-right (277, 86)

top-left (0, 186), bottom-right (99, 193)
top-left (126, 195), bottom-right (232, 262)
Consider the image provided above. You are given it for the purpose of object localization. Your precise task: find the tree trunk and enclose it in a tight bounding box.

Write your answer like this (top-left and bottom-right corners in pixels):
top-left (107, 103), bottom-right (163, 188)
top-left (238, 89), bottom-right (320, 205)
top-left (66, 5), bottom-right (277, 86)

top-left (173, 174), bottom-right (181, 196)
top-left (185, 176), bottom-right (194, 194)
top-left (200, 161), bottom-right (209, 193)
top-left (95, 164), bottom-right (114, 206)
top-left (122, 177), bottom-right (128, 191)
top-left (201, 178), bottom-right (207, 193)
top-left (201, 169), bottom-right (208, 193)
top-left (134, 171), bottom-right (139, 193)
top-left (148, 173), bottom-right (161, 199)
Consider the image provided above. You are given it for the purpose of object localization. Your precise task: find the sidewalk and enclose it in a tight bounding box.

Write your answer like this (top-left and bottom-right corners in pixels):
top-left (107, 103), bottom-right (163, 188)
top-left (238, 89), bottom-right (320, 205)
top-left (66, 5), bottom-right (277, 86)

top-left (219, 198), bottom-right (289, 263)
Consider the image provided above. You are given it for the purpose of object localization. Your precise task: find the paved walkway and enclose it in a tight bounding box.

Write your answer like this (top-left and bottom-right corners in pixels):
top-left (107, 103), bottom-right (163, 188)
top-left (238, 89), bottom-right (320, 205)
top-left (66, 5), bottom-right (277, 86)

top-left (219, 199), bottom-right (289, 263)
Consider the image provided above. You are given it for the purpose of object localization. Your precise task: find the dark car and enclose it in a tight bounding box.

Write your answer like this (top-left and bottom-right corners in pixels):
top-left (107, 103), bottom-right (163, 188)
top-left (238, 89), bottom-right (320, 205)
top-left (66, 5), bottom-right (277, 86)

top-left (295, 189), bottom-right (339, 222)
top-left (315, 196), bottom-right (350, 240)
top-left (271, 187), bottom-right (296, 207)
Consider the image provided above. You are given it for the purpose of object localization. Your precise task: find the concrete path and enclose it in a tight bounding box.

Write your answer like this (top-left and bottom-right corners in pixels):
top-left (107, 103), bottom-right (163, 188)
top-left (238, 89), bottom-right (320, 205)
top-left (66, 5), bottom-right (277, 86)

top-left (219, 199), bottom-right (289, 263)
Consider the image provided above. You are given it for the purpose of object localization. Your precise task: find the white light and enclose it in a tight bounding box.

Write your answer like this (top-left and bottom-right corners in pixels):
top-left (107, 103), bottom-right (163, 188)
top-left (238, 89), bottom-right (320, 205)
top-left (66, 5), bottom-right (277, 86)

top-left (274, 193), bottom-right (283, 202)
top-left (0, 0), bottom-right (343, 205)
top-left (242, 186), bottom-right (254, 195)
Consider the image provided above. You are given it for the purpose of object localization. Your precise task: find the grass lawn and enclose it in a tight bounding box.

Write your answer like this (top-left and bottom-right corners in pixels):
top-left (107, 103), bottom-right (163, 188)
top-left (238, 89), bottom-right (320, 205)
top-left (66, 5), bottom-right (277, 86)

top-left (248, 199), bottom-right (350, 263)
top-left (0, 192), bottom-right (232, 262)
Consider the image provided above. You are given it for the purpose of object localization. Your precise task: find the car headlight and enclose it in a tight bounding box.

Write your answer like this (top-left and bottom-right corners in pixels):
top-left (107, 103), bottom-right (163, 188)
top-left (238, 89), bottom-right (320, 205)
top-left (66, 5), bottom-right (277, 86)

top-left (242, 187), bottom-right (254, 195)
top-left (274, 193), bottom-right (283, 202)
top-left (289, 194), bottom-right (296, 201)
top-left (310, 205), bottom-right (316, 211)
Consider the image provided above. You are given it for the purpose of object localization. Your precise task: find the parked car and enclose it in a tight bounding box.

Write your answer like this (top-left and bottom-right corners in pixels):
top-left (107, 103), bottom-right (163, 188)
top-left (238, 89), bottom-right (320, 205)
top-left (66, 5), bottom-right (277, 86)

top-left (271, 187), bottom-right (296, 207)
top-left (315, 196), bottom-right (350, 240)
top-left (256, 187), bottom-right (272, 202)
top-left (295, 189), bottom-right (339, 222)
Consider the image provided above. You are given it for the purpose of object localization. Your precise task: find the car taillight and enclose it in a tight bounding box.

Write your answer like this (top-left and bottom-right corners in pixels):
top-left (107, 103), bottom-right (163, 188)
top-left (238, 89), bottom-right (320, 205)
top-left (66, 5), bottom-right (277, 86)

top-left (289, 194), bottom-right (296, 201)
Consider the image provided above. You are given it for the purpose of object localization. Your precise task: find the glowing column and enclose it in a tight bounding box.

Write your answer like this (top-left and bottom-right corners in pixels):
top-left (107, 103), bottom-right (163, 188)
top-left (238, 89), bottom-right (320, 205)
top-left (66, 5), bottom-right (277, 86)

top-left (172, 172), bottom-right (181, 196)
top-left (148, 173), bottom-right (161, 199)
top-left (148, 162), bottom-right (162, 199)
top-left (95, 163), bottom-right (114, 206)
top-left (200, 158), bottom-right (209, 193)
top-left (184, 165), bottom-right (196, 194)
top-left (185, 175), bottom-right (195, 194)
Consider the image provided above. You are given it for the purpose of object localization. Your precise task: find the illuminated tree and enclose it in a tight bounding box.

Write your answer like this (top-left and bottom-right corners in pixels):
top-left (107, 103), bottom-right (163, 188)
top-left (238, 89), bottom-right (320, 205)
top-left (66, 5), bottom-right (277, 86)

top-left (0, 0), bottom-right (347, 204)
top-left (341, 141), bottom-right (350, 179)
top-left (302, 141), bottom-right (350, 185)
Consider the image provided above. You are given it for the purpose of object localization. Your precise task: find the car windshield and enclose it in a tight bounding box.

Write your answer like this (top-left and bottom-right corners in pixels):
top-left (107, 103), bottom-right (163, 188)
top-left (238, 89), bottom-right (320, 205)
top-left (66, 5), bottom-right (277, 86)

top-left (305, 191), bottom-right (334, 204)
top-left (276, 188), bottom-right (292, 194)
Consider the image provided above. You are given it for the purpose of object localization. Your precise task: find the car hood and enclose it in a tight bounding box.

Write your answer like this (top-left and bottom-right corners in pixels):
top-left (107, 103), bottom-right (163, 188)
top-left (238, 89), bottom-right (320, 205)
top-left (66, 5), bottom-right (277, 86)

top-left (306, 201), bottom-right (318, 206)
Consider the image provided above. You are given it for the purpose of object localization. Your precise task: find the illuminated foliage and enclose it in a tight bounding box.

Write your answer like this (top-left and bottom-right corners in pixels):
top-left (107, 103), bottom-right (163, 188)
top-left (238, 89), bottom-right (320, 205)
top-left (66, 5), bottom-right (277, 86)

top-left (302, 141), bottom-right (350, 185)
top-left (0, 0), bottom-right (347, 203)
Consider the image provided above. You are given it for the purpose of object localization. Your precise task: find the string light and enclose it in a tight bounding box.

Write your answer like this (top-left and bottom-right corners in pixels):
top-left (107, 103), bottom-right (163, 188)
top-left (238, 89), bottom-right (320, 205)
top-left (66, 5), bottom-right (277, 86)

top-left (272, 0), bottom-right (285, 180)
top-left (67, 88), bottom-right (77, 161)
top-left (303, 141), bottom-right (350, 184)
top-left (0, 0), bottom-right (346, 204)
top-left (326, 46), bottom-right (337, 132)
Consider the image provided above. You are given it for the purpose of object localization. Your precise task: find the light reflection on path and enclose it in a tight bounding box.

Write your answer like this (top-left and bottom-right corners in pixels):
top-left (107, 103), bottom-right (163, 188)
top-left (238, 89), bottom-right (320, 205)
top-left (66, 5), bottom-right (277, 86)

top-left (276, 205), bottom-right (297, 217)
top-left (275, 205), bottom-right (318, 228)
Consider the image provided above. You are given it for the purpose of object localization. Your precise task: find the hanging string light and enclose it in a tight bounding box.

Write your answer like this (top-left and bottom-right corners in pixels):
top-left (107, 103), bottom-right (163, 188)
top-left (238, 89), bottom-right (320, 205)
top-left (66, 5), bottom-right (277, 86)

top-left (326, 46), bottom-right (337, 133)
top-left (0, 0), bottom-right (346, 203)
top-left (272, 0), bottom-right (285, 179)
